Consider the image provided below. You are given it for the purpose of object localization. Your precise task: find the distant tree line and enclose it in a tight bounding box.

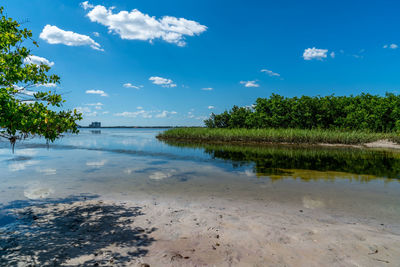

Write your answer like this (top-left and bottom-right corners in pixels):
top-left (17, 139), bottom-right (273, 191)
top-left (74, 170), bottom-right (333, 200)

top-left (204, 93), bottom-right (400, 132)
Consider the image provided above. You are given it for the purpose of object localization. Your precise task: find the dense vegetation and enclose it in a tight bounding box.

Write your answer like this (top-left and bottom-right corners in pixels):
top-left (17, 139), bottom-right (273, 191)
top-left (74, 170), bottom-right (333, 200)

top-left (157, 128), bottom-right (400, 145)
top-left (204, 93), bottom-right (400, 132)
top-left (0, 7), bottom-right (81, 147)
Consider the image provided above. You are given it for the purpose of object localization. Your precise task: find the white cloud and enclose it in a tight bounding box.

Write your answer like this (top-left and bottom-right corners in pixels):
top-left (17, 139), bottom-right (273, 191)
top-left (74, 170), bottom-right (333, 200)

top-left (102, 111), bottom-right (109, 114)
top-left (36, 83), bottom-right (57, 88)
top-left (149, 76), bottom-right (176, 88)
top-left (240, 80), bottom-right (259, 88)
top-left (85, 102), bottom-right (103, 106)
top-left (202, 87), bottom-right (213, 91)
top-left (114, 110), bottom-right (153, 119)
top-left (13, 85), bottom-right (37, 96)
top-left (75, 106), bottom-right (98, 117)
top-left (137, 106), bottom-right (143, 109)
top-left (195, 115), bottom-right (208, 120)
top-left (383, 43), bottom-right (398, 49)
top-left (24, 55), bottom-right (54, 67)
top-left (155, 110), bottom-right (177, 118)
top-left (208, 106), bottom-right (215, 109)
top-left (261, 69), bottom-right (280, 77)
top-left (39, 25), bottom-right (103, 51)
top-left (114, 109), bottom-right (177, 119)
top-left (86, 89), bottom-right (108, 97)
top-left (330, 51), bottom-right (335, 58)
top-left (81, 1), bottom-right (207, 46)
top-left (93, 32), bottom-right (100, 37)
top-left (81, 1), bottom-right (94, 10)
top-left (303, 47), bottom-right (328, 60)
top-left (123, 83), bottom-right (143, 89)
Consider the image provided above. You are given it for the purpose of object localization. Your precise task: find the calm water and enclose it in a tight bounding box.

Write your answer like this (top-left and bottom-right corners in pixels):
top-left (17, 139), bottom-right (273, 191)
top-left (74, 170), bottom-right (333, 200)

top-left (1, 128), bottom-right (400, 227)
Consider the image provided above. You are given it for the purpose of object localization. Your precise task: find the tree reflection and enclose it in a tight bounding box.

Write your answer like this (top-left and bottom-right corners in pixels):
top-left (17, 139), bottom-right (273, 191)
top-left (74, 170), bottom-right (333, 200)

top-left (162, 141), bottom-right (400, 181)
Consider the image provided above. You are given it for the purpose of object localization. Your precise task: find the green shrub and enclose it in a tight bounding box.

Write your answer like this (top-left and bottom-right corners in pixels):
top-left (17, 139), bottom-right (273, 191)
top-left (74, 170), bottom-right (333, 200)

top-left (204, 93), bottom-right (400, 132)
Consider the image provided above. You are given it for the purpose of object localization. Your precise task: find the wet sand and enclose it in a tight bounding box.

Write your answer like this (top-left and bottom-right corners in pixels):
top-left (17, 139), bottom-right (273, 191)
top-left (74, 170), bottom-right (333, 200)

top-left (1, 130), bottom-right (400, 266)
top-left (1, 195), bottom-right (399, 266)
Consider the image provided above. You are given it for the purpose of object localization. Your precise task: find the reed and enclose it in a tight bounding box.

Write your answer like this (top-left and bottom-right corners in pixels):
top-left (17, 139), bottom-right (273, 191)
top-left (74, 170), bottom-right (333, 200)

top-left (157, 128), bottom-right (400, 145)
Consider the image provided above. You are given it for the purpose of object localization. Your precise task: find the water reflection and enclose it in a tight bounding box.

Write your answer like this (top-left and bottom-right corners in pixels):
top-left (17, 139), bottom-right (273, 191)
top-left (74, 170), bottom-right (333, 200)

top-left (161, 141), bottom-right (400, 180)
top-left (90, 130), bottom-right (101, 134)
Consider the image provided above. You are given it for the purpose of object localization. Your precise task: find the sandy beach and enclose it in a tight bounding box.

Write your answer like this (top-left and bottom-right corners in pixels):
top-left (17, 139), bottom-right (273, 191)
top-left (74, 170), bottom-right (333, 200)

top-left (1, 194), bottom-right (399, 267)
top-left (1, 129), bottom-right (400, 266)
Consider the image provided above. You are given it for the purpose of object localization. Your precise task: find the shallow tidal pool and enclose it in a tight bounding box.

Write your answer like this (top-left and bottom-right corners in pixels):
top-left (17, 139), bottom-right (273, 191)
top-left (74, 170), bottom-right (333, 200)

top-left (1, 128), bottom-right (400, 229)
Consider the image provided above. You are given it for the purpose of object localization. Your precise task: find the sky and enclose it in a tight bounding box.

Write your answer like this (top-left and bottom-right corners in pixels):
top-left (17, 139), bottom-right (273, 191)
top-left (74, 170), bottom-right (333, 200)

top-left (3, 0), bottom-right (400, 126)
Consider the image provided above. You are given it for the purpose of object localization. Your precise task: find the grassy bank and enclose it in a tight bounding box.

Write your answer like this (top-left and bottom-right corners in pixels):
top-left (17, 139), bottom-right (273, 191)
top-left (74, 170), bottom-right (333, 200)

top-left (157, 128), bottom-right (400, 145)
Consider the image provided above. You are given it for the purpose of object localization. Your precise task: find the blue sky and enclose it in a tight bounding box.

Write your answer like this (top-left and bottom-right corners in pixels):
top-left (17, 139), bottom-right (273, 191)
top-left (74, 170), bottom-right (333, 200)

top-left (3, 0), bottom-right (400, 126)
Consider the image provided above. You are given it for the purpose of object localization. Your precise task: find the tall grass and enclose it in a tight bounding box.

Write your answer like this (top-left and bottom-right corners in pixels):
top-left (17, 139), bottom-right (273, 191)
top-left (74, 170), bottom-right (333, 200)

top-left (157, 128), bottom-right (400, 145)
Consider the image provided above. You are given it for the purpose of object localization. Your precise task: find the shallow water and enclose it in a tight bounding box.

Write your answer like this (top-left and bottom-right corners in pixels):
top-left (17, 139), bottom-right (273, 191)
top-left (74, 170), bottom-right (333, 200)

top-left (1, 128), bottom-right (400, 227)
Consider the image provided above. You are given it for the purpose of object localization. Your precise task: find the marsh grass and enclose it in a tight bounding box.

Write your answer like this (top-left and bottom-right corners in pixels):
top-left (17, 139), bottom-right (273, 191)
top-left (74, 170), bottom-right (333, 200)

top-left (157, 128), bottom-right (400, 145)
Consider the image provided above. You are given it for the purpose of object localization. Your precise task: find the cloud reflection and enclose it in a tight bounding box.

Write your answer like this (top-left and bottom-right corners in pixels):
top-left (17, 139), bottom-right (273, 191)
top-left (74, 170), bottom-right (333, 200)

top-left (37, 168), bottom-right (57, 175)
top-left (149, 170), bottom-right (176, 180)
top-left (8, 160), bottom-right (40, 172)
top-left (24, 182), bottom-right (54, 199)
top-left (86, 160), bottom-right (107, 167)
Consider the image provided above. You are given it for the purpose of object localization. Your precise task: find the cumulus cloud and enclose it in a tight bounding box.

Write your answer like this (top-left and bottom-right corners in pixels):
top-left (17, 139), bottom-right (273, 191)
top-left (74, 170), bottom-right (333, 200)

top-left (114, 109), bottom-right (177, 119)
top-left (149, 76), bottom-right (176, 88)
top-left (85, 102), bottom-right (103, 110)
top-left (383, 43), bottom-right (398, 49)
top-left (240, 80), bottom-right (259, 88)
top-left (202, 87), bottom-right (213, 91)
top-left (81, 1), bottom-right (94, 10)
top-left (81, 1), bottom-right (207, 46)
top-left (24, 55), bottom-right (54, 67)
top-left (85, 89), bottom-right (108, 97)
top-left (12, 85), bottom-right (36, 97)
top-left (85, 102), bottom-right (103, 106)
top-left (123, 83), bottom-right (143, 89)
top-left (39, 25), bottom-right (103, 51)
top-left (208, 106), bottom-right (215, 109)
top-left (155, 110), bottom-right (177, 118)
top-left (187, 111), bottom-right (195, 118)
top-left (75, 106), bottom-right (98, 117)
top-left (195, 115), bottom-right (208, 120)
top-left (36, 83), bottom-right (57, 88)
top-left (114, 110), bottom-right (153, 119)
top-left (303, 47), bottom-right (328, 60)
top-left (261, 69), bottom-right (280, 77)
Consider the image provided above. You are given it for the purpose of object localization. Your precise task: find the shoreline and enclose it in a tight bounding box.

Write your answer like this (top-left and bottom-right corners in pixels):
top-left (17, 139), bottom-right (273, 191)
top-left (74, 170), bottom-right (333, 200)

top-left (158, 136), bottom-right (400, 150)
top-left (157, 128), bottom-right (400, 150)
top-left (2, 195), bottom-right (399, 266)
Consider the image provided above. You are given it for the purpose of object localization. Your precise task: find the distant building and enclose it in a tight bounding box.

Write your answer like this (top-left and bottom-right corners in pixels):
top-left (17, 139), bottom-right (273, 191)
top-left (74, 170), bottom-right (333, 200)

top-left (89, 122), bottom-right (101, 128)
